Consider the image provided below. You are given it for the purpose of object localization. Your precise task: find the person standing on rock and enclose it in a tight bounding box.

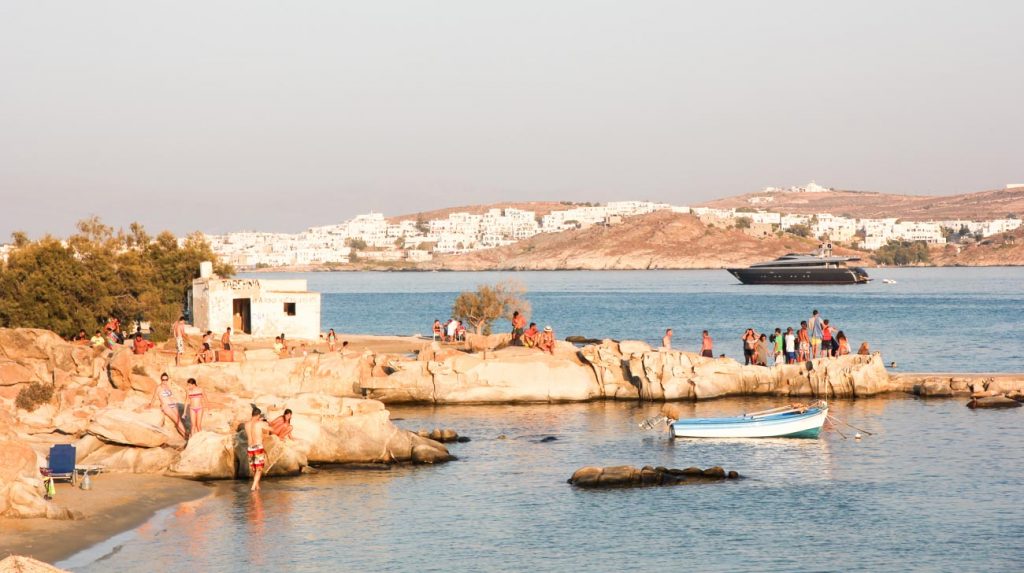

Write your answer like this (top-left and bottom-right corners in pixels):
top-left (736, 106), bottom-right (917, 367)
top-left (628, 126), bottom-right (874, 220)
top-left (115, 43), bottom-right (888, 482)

top-left (741, 328), bottom-right (757, 365)
top-left (152, 373), bottom-right (187, 439)
top-left (185, 378), bottom-right (206, 435)
top-left (662, 329), bottom-right (673, 350)
top-left (797, 321), bottom-right (810, 362)
top-left (772, 328), bottom-right (783, 365)
top-left (510, 311), bottom-right (526, 346)
top-left (221, 327), bottom-right (232, 351)
top-left (172, 317), bottom-right (187, 366)
top-left (246, 405), bottom-right (271, 492)
top-left (809, 310), bottom-right (824, 359)
top-left (700, 331), bottom-right (713, 358)
top-left (327, 328), bottom-right (338, 351)
top-left (755, 333), bottom-right (769, 366)
top-left (784, 327), bottom-right (797, 364)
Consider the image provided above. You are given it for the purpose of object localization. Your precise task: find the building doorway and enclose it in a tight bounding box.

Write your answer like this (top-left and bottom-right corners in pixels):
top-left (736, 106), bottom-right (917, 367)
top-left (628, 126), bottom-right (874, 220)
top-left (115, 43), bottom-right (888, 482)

top-left (232, 298), bottom-right (251, 334)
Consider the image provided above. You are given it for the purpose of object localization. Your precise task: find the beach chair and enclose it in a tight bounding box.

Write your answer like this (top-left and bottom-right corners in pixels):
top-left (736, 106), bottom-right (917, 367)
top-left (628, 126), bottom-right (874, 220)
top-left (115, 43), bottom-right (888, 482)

top-left (47, 444), bottom-right (77, 485)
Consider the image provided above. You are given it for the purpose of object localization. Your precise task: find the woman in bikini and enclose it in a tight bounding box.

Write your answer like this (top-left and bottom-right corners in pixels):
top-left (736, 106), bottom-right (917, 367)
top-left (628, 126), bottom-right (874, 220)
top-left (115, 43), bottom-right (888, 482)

top-left (152, 373), bottom-right (187, 438)
top-left (326, 329), bottom-right (337, 352)
top-left (185, 378), bottom-right (207, 434)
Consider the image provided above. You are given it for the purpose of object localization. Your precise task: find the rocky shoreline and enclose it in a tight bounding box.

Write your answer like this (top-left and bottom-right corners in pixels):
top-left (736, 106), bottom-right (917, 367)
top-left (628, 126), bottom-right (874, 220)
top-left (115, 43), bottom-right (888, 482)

top-left (2, 327), bottom-right (1022, 557)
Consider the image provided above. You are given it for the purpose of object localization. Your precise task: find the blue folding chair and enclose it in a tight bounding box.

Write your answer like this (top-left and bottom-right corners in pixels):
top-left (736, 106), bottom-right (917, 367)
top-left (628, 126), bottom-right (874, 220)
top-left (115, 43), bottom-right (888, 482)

top-left (47, 444), bottom-right (77, 485)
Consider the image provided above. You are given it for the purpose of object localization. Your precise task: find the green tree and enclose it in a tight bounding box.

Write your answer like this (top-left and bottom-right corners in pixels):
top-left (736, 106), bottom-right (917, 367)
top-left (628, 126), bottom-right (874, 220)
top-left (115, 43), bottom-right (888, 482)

top-left (346, 237), bottom-right (368, 250)
top-left (735, 216), bottom-right (752, 229)
top-left (0, 219), bottom-right (231, 340)
top-left (871, 241), bottom-right (931, 266)
top-left (452, 280), bottom-right (531, 335)
top-left (788, 224), bottom-right (812, 237)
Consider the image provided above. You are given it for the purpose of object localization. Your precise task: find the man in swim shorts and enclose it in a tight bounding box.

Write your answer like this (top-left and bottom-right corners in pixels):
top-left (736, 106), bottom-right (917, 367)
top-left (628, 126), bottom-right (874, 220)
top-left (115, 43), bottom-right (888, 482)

top-left (245, 405), bottom-right (271, 491)
top-left (808, 309), bottom-right (823, 359)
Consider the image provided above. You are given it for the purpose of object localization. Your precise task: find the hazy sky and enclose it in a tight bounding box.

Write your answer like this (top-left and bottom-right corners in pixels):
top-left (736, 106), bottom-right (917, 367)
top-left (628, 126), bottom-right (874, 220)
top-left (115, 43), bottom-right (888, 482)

top-left (2, 1), bottom-right (1022, 237)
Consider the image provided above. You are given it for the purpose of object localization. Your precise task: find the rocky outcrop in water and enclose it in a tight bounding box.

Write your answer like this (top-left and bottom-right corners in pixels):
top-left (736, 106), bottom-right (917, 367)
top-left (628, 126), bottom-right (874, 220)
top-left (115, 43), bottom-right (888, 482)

top-left (357, 340), bottom-right (897, 403)
top-left (0, 328), bottom-right (452, 516)
top-left (568, 465), bottom-right (741, 488)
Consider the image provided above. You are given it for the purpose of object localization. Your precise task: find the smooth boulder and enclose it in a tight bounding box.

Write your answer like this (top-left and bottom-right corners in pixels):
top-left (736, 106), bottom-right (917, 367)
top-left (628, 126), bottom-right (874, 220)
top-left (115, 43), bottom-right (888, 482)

top-left (87, 408), bottom-right (178, 448)
top-left (568, 465), bottom-right (741, 488)
top-left (168, 431), bottom-right (237, 479)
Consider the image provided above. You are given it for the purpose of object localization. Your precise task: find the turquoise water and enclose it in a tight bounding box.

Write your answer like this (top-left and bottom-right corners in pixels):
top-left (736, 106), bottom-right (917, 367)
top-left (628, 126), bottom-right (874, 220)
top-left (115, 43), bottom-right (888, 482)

top-left (256, 267), bottom-right (1023, 372)
top-left (62, 398), bottom-right (1024, 572)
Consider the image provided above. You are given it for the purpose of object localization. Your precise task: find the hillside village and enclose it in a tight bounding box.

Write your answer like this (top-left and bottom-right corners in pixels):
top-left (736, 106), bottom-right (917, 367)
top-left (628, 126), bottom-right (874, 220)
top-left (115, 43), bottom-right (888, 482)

top-left (201, 183), bottom-right (1022, 269)
top-left (3, 184), bottom-right (1019, 270)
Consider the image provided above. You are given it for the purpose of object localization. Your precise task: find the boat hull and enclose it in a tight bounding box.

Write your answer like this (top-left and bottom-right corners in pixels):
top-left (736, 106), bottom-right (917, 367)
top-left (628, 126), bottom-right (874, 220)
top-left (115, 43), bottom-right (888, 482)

top-left (670, 407), bottom-right (828, 439)
top-left (727, 267), bottom-right (869, 285)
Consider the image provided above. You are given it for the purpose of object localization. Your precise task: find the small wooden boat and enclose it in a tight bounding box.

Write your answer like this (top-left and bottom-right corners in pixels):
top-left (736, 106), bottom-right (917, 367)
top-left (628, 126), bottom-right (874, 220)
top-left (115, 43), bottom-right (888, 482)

top-left (668, 401), bottom-right (828, 439)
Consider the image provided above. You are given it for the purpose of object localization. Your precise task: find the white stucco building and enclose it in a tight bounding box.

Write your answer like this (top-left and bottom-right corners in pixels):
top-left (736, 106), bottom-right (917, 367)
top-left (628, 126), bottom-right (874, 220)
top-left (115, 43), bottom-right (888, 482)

top-left (190, 262), bottom-right (321, 340)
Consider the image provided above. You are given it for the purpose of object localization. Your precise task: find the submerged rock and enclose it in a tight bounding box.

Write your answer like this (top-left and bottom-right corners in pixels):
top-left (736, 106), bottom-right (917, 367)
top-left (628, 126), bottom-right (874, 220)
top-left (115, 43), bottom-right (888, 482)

top-left (567, 465), bottom-right (741, 488)
top-left (967, 395), bottom-right (1022, 409)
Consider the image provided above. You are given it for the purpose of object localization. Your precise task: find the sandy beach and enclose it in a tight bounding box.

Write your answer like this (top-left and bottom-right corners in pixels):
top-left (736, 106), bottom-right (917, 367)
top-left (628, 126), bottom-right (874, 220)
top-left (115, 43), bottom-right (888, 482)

top-left (0, 474), bottom-right (212, 564)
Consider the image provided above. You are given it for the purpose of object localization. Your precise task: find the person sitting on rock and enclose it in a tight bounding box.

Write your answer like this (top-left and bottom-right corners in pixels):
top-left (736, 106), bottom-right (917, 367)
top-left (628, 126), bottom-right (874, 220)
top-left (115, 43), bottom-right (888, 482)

top-left (196, 342), bottom-right (215, 363)
top-left (536, 325), bottom-right (556, 354)
top-left (73, 329), bottom-right (90, 344)
top-left (132, 333), bottom-right (155, 355)
top-left (522, 323), bottom-right (540, 348)
top-left (857, 341), bottom-right (870, 355)
top-left (270, 409), bottom-right (294, 440)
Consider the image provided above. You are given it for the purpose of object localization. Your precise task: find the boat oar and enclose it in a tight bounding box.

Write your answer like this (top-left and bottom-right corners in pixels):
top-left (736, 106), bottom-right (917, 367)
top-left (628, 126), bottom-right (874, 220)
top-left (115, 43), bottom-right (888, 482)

top-left (828, 414), bottom-right (874, 436)
top-left (826, 417), bottom-right (848, 439)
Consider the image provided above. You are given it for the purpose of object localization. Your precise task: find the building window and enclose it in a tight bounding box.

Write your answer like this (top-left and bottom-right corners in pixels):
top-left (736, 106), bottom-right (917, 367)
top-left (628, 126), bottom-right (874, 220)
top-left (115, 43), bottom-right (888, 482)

top-left (284, 302), bottom-right (296, 316)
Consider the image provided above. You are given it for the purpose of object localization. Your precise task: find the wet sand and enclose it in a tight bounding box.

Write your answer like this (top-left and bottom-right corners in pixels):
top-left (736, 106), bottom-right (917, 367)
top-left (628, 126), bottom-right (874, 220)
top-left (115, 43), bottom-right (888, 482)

top-left (0, 474), bottom-right (212, 564)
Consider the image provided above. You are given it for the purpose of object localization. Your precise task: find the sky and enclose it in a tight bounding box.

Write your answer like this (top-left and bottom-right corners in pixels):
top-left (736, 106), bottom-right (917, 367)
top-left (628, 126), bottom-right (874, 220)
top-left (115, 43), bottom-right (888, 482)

top-left (1, 1), bottom-right (1022, 238)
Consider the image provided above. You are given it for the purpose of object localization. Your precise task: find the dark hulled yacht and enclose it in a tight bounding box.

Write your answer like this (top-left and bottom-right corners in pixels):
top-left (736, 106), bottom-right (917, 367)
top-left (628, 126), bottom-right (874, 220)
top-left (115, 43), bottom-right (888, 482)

top-left (727, 243), bottom-right (870, 285)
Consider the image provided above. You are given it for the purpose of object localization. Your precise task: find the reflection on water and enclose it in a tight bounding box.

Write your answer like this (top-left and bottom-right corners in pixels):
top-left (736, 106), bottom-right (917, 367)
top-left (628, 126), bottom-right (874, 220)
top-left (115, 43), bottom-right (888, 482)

top-left (66, 398), bottom-right (1024, 573)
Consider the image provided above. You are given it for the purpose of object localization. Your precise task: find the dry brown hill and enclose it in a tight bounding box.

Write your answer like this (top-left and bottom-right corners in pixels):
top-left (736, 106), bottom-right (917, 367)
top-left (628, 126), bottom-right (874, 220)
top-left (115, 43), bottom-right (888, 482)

top-left (426, 211), bottom-right (869, 270)
top-left (931, 227), bottom-right (1024, 266)
top-left (387, 201), bottom-right (576, 224)
top-left (701, 187), bottom-right (1024, 221)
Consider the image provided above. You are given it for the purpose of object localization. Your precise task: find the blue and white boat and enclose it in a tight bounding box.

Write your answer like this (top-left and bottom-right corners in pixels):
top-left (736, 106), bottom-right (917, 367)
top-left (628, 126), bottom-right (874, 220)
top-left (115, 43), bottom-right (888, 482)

top-left (668, 402), bottom-right (829, 439)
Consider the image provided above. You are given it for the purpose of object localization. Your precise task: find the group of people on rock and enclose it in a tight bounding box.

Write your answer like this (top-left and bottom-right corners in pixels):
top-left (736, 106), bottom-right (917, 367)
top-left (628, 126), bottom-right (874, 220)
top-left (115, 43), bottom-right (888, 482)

top-left (739, 309), bottom-right (866, 366)
top-left (432, 318), bottom-right (466, 343)
top-left (659, 309), bottom-right (871, 367)
top-left (150, 373), bottom-right (295, 491)
top-left (509, 311), bottom-right (556, 354)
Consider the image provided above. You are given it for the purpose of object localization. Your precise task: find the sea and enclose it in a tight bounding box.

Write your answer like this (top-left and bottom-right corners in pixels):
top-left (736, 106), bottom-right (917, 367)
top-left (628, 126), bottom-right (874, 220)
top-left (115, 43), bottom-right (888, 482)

top-left (58, 268), bottom-right (1024, 572)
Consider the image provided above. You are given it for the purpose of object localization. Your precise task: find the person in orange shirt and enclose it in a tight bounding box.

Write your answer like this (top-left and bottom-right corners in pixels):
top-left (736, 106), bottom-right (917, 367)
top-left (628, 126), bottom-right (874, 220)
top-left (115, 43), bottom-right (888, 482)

top-left (522, 322), bottom-right (540, 348)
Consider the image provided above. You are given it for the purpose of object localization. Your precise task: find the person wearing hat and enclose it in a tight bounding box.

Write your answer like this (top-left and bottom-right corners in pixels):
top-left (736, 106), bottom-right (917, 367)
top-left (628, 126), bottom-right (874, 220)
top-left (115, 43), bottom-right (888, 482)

top-left (537, 325), bottom-right (556, 354)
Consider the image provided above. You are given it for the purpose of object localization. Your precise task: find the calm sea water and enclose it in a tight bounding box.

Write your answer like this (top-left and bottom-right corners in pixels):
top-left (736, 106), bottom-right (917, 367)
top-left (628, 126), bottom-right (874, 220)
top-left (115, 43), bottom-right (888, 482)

top-left (58, 268), bottom-right (1024, 572)
top-left (257, 267), bottom-right (1022, 372)
top-left (62, 398), bottom-right (1024, 572)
